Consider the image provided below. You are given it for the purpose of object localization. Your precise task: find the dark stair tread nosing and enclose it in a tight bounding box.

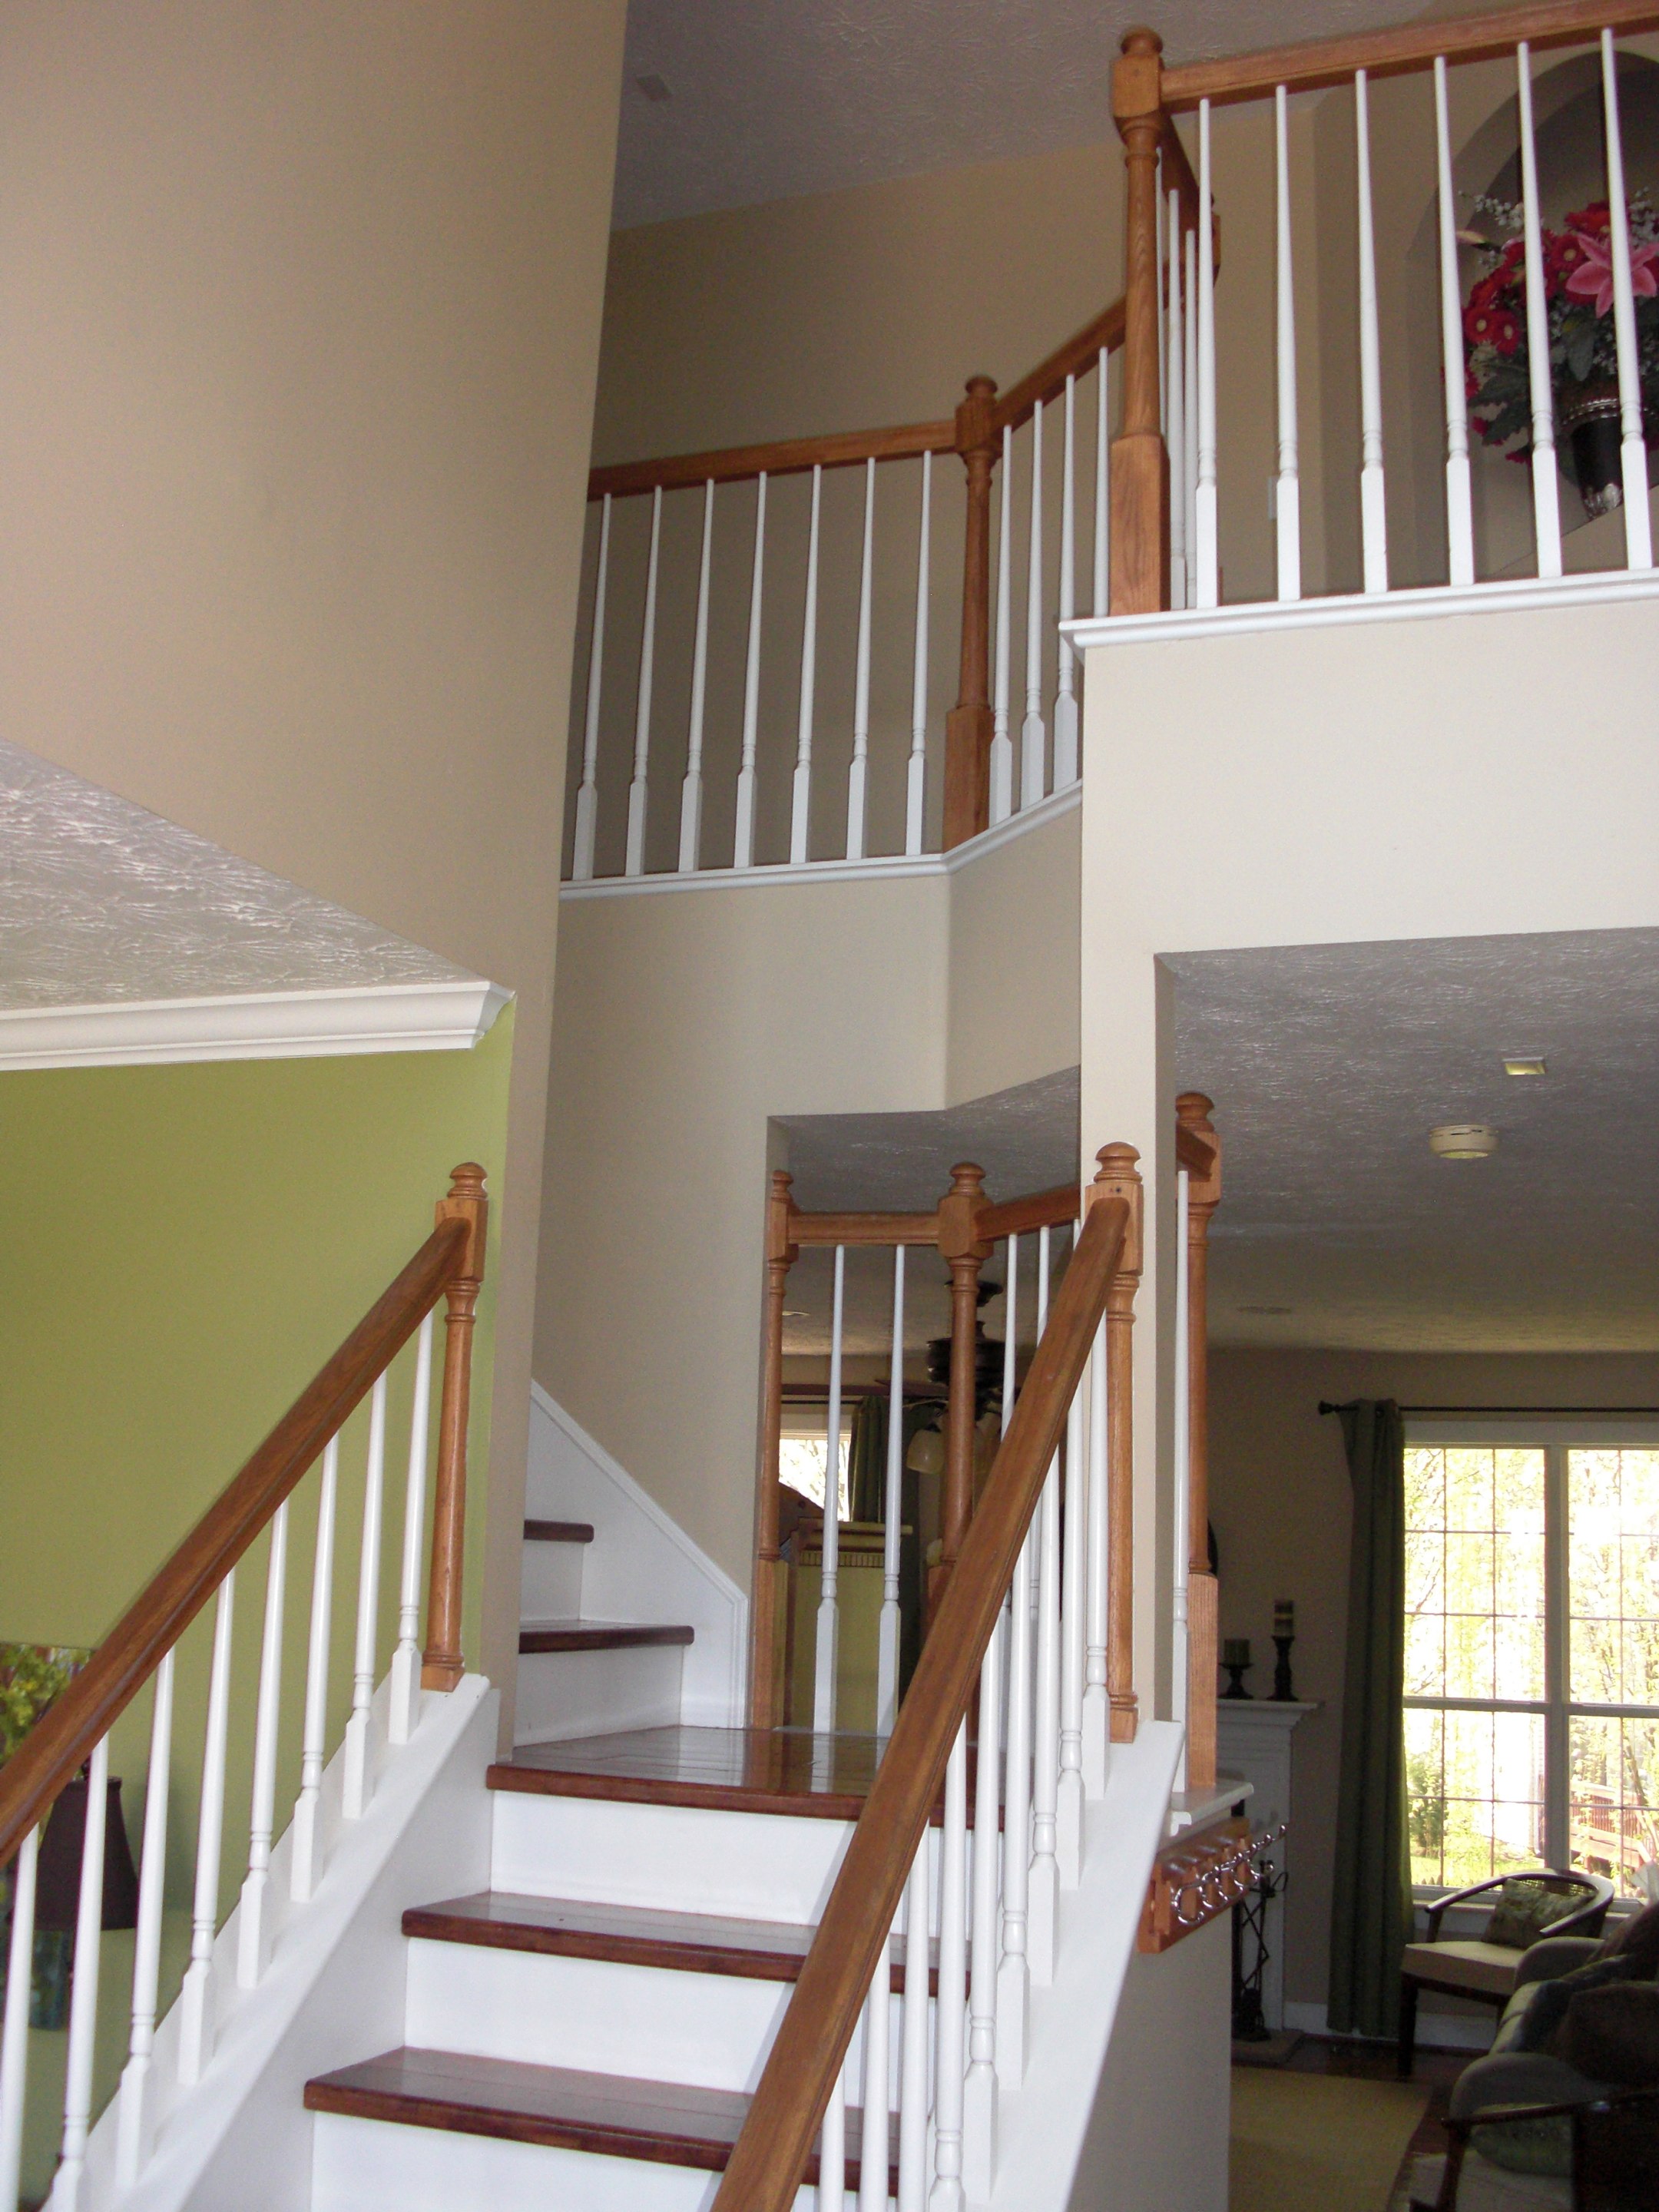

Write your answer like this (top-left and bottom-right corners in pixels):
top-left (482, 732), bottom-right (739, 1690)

top-left (304, 2046), bottom-right (896, 2188)
top-left (400, 1889), bottom-right (932, 1993)
top-left (518, 1620), bottom-right (695, 1656)
top-left (524, 1518), bottom-right (595, 1545)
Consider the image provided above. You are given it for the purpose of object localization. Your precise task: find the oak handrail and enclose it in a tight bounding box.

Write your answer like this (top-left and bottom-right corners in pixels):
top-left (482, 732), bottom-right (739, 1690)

top-left (588, 417), bottom-right (957, 502)
top-left (716, 1190), bottom-right (1130, 2211)
top-left (1160, 0), bottom-right (1659, 110)
top-left (0, 1171), bottom-right (487, 1873)
top-left (992, 298), bottom-right (1128, 438)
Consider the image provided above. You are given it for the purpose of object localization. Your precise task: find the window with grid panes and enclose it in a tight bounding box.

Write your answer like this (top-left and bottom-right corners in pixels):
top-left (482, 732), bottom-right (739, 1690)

top-left (1404, 1422), bottom-right (1659, 1897)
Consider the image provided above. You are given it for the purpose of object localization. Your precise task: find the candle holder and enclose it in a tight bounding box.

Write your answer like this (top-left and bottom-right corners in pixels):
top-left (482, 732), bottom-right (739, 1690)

top-left (1220, 1638), bottom-right (1253, 1700)
top-left (1272, 1633), bottom-right (1296, 1702)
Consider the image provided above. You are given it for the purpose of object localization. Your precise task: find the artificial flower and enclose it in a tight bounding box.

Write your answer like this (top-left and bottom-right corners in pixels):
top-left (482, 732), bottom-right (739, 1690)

top-left (1565, 229), bottom-right (1659, 318)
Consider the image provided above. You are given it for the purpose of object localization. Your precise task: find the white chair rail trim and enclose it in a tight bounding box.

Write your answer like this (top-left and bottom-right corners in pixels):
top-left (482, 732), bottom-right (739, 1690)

top-left (559, 780), bottom-right (1081, 902)
top-left (0, 979), bottom-right (511, 1072)
top-left (1063, 567), bottom-right (1659, 654)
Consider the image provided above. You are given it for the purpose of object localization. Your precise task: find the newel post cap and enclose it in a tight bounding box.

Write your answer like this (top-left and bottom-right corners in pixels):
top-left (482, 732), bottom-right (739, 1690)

top-left (955, 375), bottom-right (999, 458)
top-left (937, 1160), bottom-right (992, 1263)
top-left (1090, 1143), bottom-right (1144, 1277)
top-left (438, 1162), bottom-right (488, 1279)
top-left (1114, 26), bottom-right (1164, 124)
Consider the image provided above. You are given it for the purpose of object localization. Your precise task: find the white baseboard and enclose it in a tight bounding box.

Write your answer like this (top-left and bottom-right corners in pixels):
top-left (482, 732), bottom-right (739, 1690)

top-left (528, 1385), bottom-right (748, 1729)
top-left (1282, 2001), bottom-right (1495, 2053)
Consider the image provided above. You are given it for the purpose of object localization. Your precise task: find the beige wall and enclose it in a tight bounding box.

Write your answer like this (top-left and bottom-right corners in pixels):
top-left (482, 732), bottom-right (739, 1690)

top-left (1210, 1349), bottom-right (1659, 2009)
top-left (0, 0), bottom-right (625, 1730)
top-left (538, 808), bottom-right (1081, 1581)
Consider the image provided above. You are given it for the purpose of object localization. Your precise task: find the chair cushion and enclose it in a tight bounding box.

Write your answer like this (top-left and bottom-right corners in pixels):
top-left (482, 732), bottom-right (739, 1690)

top-left (1408, 2149), bottom-right (1571, 2209)
top-left (1403, 1938), bottom-right (1524, 1998)
top-left (1485, 1879), bottom-right (1587, 1951)
top-left (1558, 1981), bottom-right (1659, 2087)
top-left (1598, 1898), bottom-right (1659, 1976)
top-left (1514, 1955), bottom-right (1644, 2053)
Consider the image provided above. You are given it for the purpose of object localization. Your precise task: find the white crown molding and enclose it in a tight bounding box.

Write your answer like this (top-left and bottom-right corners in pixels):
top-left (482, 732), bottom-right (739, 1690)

top-left (0, 979), bottom-right (512, 1071)
top-left (558, 780), bottom-right (1079, 902)
top-left (1061, 566), bottom-right (1659, 652)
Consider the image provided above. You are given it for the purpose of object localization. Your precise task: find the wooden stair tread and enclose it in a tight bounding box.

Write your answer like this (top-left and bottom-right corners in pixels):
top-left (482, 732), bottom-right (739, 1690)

top-left (523, 1518), bottom-right (594, 1544)
top-left (304, 2046), bottom-right (894, 2187)
top-left (517, 1620), bottom-right (694, 1655)
top-left (488, 1724), bottom-right (995, 1826)
top-left (401, 1889), bottom-right (928, 1992)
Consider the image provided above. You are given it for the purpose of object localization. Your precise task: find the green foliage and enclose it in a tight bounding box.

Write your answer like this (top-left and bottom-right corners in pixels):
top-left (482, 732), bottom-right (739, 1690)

top-left (0, 1644), bottom-right (88, 1763)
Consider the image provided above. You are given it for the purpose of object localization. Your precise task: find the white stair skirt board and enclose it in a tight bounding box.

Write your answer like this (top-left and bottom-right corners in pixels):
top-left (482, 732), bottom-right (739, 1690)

top-left (528, 1387), bottom-right (747, 1730)
top-left (513, 1640), bottom-right (688, 1746)
top-left (983, 1721), bottom-right (1184, 2212)
top-left (310, 2114), bottom-right (820, 2212)
top-left (519, 1534), bottom-right (585, 1621)
top-left (65, 1677), bottom-right (495, 2212)
top-left (403, 1939), bottom-right (922, 2102)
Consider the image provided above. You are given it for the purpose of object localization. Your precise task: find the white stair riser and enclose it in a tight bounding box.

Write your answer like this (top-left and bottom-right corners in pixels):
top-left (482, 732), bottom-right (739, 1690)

top-left (311, 2113), bottom-right (829, 2211)
top-left (405, 1938), bottom-right (922, 2098)
top-left (490, 1792), bottom-right (855, 1920)
top-left (519, 1538), bottom-right (585, 1621)
top-left (513, 1641), bottom-right (685, 1746)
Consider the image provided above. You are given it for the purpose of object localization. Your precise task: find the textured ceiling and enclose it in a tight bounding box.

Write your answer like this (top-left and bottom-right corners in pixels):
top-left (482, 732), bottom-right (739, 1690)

top-left (614, 0), bottom-right (1429, 227)
top-left (0, 739), bottom-right (468, 1008)
top-left (1171, 931), bottom-right (1659, 1353)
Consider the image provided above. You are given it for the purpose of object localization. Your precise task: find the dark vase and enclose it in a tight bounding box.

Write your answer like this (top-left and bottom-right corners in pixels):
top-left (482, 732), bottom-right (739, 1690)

top-left (1555, 379), bottom-right (1654, 522)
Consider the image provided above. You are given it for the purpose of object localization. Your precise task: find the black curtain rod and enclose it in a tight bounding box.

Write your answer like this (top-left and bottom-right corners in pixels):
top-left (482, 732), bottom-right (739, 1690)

top-left (1317, 1401), bottom-right (1659, 1416)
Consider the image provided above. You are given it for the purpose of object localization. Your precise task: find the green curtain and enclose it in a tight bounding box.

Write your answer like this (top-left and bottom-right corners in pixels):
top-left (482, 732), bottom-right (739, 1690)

top-left (843, 1394), bottom-right (941, 1704)
top-left (1327, 1397), bottom-right (1413, 2039)
top-left (846, 1395), bottom-right (887, 1525)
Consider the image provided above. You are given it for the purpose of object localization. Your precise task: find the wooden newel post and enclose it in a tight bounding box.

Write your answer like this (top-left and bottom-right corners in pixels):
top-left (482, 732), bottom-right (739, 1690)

top-left (933, 1161), bottom-right (991, 1613)
top-left (1111, 27), bottom-right (1171, 615)
top-left (749, 1171), bottom-right (798, 1728)
top-left (1092, 1143), bottom-right (1142, 1741)
top-left (1176, 1093), bottom-right (1222, 1791)
top-left (942, 377), bottom-right (1000, 849)
top-left (421, 1164), bottom-right (488, 1691)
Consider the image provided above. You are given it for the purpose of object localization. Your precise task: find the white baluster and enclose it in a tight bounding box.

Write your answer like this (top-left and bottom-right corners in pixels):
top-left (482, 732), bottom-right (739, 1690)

top-left (55, 1735), bottom-right (111, 2211)
top-left (1354, 72), bottom-right (1389, 593)
top-left (116, 1651), bottom-right (175, 2184)
top-left (996, 1237), bottom-right (1030, 2082)
top-left (814, 1245), bottom-right (846, 1734)
top-left (1517, 45), bottom-right (1563, 581)
top-left (1167, 188), bottom-right (1187, 611)
top-left (897, 1841), bottom-right (930, 2212)
top-left (1601, 31), bottom-right (1654, 572)
top-left (1433, 58), bottom-right (1477, 587)
top-left (1028, 1227), bottom-right (1060, 1982)
top-left (1172, 1169), bottom-right (1192, 1794)
top-left (846, 458), bottom-right (876, 860)
top-left (1082, 1320), bottom-right (1110, 1796)
top-left (878, 1244), bottom-right (906, 1734)
top-left (571, 492), bottom-right (610, 881)
top-left (906, 455), bottom-right (932, 855)
top-left (625, 484), bottom-right (662, 876)
top-left (1053, 376), bottom-right (1078, 786)
top-left (820, 2059), bottom-right (846, 2212)
top-left (1195, 101), bottom-right (1219, 608)
top-left (0, 1827), bottom-right (38, 2210)
top-left (237, 1500), bottom-right (290, 1987)
top-left (734, 473), bottom-right (767, 868)
top-left (1094, 346), bottom-right (1110, 617)
top-left (1274, 85), bottom-right (1302, 601)
top-left (988, 426), bottom-right (1015, 826)
top-left (389, 1310), bottom-right (437, 1747)
top-left (791, 464), bottom-right (823, 865)
top-left (963, 1620), bottom-right (1002, 2196)
top-left (930, 1721), bottom-right (968, 2212)
top-left (177, 1571), bottom-right (235, 2086)
top-left (1057, 1381), bottom-right (1086, 1888)
top-left (1184, 224), bottom-right (1200, 604)
top-left (859, 1919), bottom-right (892, 2212)
top-left (343, 1372), bottom-right (389, 1821)
top-left (291, 1435), bottom-right (339, 1902)
top-left (679, 478), bottom-right (714, 873)
top-left (1021, 402), bottom-right (1045, 809)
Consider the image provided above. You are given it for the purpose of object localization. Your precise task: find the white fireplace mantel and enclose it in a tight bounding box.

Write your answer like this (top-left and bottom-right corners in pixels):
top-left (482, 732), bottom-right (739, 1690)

top-left (1215, 1700), bottom-right (1320, 2034)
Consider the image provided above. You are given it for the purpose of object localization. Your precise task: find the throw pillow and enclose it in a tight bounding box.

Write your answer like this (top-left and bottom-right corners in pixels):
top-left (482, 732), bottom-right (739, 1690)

top-left (1473, 2108), bottom-right (1573, 2179)
top-left (1599, 1899), bottom-right (1659, 1979)
top-left (1485, 1878), bottom-right (1584, 1951)
top-left (1558, 1982), bottom-right (1659, 2088)
top-left (1514, 1955), bottom-right (1642, 2053)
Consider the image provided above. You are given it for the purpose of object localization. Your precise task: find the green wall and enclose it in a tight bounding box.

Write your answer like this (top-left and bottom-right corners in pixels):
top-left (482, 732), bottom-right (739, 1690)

top-left (0, 1018), bottom-right (513, 2199)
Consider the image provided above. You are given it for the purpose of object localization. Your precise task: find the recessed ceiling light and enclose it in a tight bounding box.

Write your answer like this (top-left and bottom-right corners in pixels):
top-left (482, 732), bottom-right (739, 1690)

top-left (782, 1308), bottom-right (809, 1320)
top-left (1429, 1122), bottom-right (1498, 1159)
top-left (1504, 1056), bottom-right (1548, 1077)
top-left (634, 71), bottom-right (672, 102)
